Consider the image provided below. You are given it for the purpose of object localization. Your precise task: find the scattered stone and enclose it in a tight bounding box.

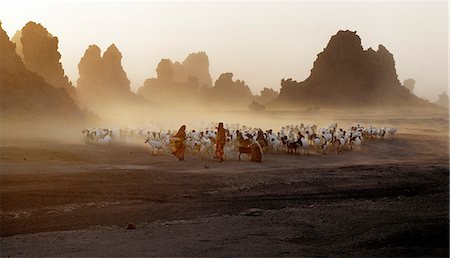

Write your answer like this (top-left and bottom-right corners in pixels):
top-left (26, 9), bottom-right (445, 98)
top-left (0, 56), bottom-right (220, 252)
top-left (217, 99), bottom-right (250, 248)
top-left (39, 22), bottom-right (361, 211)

top-left (127, 222), bottom-right (136, 230)
top-left (240, 208), bottom-right (264, 216)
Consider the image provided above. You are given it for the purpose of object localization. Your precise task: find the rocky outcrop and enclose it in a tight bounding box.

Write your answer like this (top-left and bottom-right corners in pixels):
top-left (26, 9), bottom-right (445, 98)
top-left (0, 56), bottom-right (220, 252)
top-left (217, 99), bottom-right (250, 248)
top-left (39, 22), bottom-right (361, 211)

top-left (276, 30), bottom-right (431, 108)
top-left (137, 59), bottom-right (200, 105)
top-left (254, 87), bottom-right (279, 105)
top-left (77, 44), bottom-right (135, 106)
top-left (11, 22), bottom-right (76, 101)
top-left (248, 101), bottom-right (265, 111)
top-left (101, 44), bottom-right (132, 94)
top-left (201, 73), bottom-right (254, 106)
top-left (138, 52), bottom-right (258, 107)
top-left (11, 30), bottom-right (23, 59)
top-left (137, 52), bottom-right (213, 106)
top-left (76, 45), bottom-right (102, 99)
top-left (403, 79), bottom-right (415, 94)
top-left (156, 59), bottom-right (174, 82)
top-left (172, 52), bottom-right (212, 88)
top-left (435, 92), bottom-right (449, 108)
top-left (0, 22), bottom-right (85, 122)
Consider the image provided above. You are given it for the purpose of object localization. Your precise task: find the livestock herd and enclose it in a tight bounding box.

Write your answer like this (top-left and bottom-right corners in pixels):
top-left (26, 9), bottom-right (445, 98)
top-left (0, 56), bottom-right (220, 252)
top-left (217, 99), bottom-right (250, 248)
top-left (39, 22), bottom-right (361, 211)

top-left (81, 122), bottom-right (397, 160)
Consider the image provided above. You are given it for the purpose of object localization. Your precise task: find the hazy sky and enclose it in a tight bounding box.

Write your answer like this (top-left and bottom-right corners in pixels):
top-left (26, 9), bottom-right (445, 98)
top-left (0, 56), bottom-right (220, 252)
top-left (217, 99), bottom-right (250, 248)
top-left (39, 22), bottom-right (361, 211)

top-left (1, 0), bottom-right (448, 101)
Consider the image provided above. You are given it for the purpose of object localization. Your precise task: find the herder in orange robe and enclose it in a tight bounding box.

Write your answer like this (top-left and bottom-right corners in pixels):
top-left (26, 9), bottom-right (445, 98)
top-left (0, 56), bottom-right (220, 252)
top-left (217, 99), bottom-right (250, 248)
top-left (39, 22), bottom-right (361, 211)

top-left (171, 125), bottom-right (186, 161)
top-left (215, 122), bottom-right (226, 162)
top-left (250, 142), bottom-right (263, 162)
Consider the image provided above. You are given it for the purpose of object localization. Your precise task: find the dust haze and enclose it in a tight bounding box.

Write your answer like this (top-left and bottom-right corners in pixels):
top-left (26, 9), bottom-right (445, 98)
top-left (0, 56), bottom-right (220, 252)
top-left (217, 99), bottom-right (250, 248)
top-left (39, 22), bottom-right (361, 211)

top-left (0, 4), bottom-right (449, 257)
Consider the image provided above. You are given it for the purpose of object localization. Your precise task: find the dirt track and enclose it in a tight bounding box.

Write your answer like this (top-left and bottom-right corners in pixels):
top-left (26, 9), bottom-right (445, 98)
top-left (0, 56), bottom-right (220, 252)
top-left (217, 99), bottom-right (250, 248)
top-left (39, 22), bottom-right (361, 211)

top-left (0, 131), bottom-right (448, 256)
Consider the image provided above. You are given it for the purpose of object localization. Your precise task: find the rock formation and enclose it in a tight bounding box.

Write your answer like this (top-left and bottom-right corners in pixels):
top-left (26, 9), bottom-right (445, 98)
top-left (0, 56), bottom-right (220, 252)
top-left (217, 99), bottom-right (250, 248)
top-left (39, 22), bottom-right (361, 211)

top-left (138, 52), bottom-right (213, 105)
top-left (254, 87), bottom-right (279, 105)
top-left (76, 45), bottom-right (102, 98)
top-left (139, 52), bottom-right (257, 107)
top-left (276, 30), bottom-right (432, 108)
top-left (435, 92), bottom-right (449, 108)
top-left (77, 44), bottom-right (135, 107)
top-left (248, 101), bottom-right (266, 111)
top-left (172, 52), bottom-right (212, 88)
top-left (11, 30), bottom-right (23, 59)
top-left (403, 78), bottom-right (416, 94)
top-left (0, 22), bottom-right (85, 122)
top-left (156, 59), bottom-right (175, 82)
top-left (201, 73), bottom-right (254, 106)
top-left (138, 59), bottom-right (200, 105)
top-left (11, 22), bottom-right (77, 101)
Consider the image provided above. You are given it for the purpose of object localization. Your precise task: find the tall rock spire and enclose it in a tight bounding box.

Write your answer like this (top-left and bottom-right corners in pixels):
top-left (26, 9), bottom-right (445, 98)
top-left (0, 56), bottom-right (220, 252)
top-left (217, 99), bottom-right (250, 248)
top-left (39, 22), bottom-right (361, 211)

top-left (12, 22), bottom-right (73, 90)
top-left (0, 22), bottom-right (84, 121)
top-left (77, 43), bottom-right (133, 107)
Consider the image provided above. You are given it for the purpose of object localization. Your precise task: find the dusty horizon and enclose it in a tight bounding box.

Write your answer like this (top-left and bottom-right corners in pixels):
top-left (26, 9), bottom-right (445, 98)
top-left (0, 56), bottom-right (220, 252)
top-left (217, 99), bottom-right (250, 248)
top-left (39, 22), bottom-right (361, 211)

top-left (1, 2), bottom-right (449, 256)
top-left (1, 0), bottom-right (448, 102)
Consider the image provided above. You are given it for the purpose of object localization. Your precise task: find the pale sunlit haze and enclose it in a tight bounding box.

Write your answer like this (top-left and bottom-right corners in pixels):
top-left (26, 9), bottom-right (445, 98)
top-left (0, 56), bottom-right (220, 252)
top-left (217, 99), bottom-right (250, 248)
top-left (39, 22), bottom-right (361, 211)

top-left (1, 0), bottom-right (448, 101)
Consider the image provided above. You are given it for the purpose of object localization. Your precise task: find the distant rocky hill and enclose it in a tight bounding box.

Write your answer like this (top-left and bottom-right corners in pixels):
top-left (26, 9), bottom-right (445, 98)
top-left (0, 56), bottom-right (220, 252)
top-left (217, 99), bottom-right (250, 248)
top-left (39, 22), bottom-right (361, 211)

top-left (138, 52), bottom-right (212, 106)
top-left (253, 87), bottom-right (279, 105)
top-left (77, 44), bottom-right (137, 108)
top-left (11, 22), bottom-right (77, 101)
top-left (138, 58), bottom-right (200, 106)
top-left (275, 30), bottom-right (434, 108)
top-left (138, 52), bottom-right (258, 108)
top-left (201, 72), bottom-right (254, 106)
top-left (0, 23), bottom-right (86, 122)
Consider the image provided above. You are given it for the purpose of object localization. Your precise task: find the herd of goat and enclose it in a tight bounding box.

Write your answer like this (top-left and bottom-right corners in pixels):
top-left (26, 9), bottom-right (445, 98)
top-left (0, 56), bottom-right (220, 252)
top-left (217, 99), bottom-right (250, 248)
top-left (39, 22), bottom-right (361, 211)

top-left (81, 122), bottom-right (397, 160)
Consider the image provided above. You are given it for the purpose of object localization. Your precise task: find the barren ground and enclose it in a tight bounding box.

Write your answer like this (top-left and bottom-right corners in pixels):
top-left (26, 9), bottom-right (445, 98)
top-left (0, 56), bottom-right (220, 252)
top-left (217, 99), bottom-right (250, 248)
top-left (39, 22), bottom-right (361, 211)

top-left (0, 115), bottom-right (448, 257)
